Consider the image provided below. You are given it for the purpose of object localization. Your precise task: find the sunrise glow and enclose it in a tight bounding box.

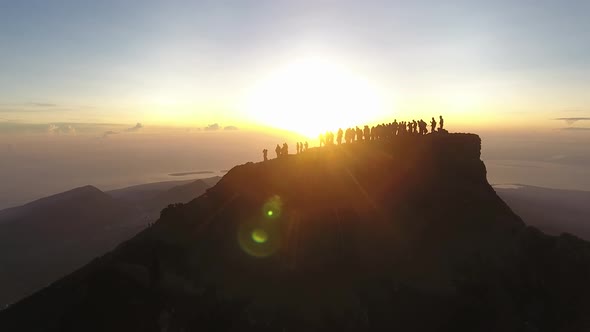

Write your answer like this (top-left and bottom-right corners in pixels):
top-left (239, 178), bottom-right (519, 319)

top-left (243, 57), bottom-right (389, 138)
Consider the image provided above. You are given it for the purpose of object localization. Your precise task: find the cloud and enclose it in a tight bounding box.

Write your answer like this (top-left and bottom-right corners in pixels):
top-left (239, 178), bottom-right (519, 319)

top-left (555, 117), bottom-right (590, 125)
top-left (0, 102), bottom-right (59, 112)
top-left (0, 122), bottom-right (130, 135)
top-left (102, 130), bottom-right (119, 138)
top-left (203, 123), bottom-right (239, 131)
top-left (125, 122), bottom-right (143, 132)
top-left (204, 123), bottom-right (220, 131)
top-left (560, 127), bottom-right (590, 131)
top-left (48, 123), bottom-right (76, 135)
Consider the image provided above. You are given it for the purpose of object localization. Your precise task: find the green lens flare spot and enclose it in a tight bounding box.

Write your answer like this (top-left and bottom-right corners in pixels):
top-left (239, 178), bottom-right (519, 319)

top-left (238, 220), bottom-right (280, 258)
top-left (262, 195), bottom-right (283, 219)
top-left (251, 229), bottom-right (268, 244)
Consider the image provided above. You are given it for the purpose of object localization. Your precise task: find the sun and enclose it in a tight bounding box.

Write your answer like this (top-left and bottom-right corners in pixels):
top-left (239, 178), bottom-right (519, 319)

top-left (243, 57), bottom-right (389, 138)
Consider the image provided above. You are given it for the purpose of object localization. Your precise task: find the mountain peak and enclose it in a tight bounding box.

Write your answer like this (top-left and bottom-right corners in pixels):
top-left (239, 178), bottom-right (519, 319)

top-left (64, 184), bottom-right (103, 197)
top-left (24, 184), bottom-right (106, 207)
top-left (3, 133), bottom-right (590, 331)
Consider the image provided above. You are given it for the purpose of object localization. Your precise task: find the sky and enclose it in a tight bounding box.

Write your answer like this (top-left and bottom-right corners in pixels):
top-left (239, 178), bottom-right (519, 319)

top-left (1, 0), bottom-right (590, 207)
top-left (1, 0), bottom-right (589, 131)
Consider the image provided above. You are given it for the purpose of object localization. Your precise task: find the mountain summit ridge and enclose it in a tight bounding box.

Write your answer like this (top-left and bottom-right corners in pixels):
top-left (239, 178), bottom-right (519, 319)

top-left (2, 133), bottom-right (590, 331)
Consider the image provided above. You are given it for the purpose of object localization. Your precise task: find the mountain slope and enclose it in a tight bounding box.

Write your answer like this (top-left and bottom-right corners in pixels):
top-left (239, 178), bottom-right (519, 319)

top-left (2, 134), bottom-right (590, 331)
top-left (141, 179), bottom-right (215, 219)
top-left (108, 177), bottom-right (221, 220)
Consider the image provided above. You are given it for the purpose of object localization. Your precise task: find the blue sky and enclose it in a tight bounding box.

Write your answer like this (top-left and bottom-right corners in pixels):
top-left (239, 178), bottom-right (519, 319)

top-left (1, 0), bottom-right (589, 130)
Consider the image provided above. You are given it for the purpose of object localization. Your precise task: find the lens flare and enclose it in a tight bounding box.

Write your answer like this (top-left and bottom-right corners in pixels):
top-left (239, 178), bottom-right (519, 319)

top-left (251, 229), bottom-right (268, 243)
top-left (238, 195), bottom-right (285, 258)
top-left (262, 195), bottom-right (283, 220)
top-left (238, 219), bottom-right (281, 258)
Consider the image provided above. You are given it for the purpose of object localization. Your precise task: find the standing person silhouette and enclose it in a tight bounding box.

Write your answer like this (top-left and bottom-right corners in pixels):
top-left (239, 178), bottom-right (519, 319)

top-left (275, 144), bottom-right (281, 158)
top-left (263, 149), bottom-right (268, 161)
top-left (296, 142), bottom-right (300, 154)
top-left (431, 117), bottom-right (437, 133)
top-left (356, 126), bottom-right (362, 141)
top-left (337, 128), bottom-right (343, 145)
top-left (304, 141), bottom-right (309, 151)
top-left (363, 126), bottom-right (370, 141)
top-left (439, 115), bottom-right (444, 130)
top-left (326, 131), bottom-right (333, 145)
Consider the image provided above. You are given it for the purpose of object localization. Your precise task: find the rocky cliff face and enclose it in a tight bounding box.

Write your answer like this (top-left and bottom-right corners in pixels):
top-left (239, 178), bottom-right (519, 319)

top-left (2, 134), bottom-right (590, 332)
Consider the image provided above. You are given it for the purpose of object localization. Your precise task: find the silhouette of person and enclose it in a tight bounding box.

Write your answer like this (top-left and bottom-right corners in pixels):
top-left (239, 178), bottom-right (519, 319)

top-left (356, 126), bottom-right (362, 141)
top-left (263, 149), bottom-right (268, 161)
top-left (337, 128), bottom-right (343, 145)
top-left (304, 141), bottom-right (309, 151)
top-left (363, 125), bottom-right (370, 141)
top-left (439, 115), bottom-right (444, 130)
top-left (296, 142), bottom-right (300, 154)
top-left (275, 144), bottom-right (281, 158)
top-left (282, 142), bottom-right (288, 156)
top-left (431, 117), bottom-right (437, 133)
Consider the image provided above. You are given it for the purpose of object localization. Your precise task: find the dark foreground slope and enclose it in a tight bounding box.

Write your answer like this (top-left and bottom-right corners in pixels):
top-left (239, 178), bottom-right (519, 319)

top-left (2, 134), bottom-right (590, 331)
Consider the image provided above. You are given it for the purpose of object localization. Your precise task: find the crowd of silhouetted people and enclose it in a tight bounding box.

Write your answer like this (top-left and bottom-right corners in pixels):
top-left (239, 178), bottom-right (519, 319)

top-left (271, 141), bottom-right (310, 159)
top-left (264, 116), bottom-right (445, 160)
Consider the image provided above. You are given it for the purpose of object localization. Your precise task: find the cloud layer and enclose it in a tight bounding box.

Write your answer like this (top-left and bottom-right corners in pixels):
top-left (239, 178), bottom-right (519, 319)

top-left (125, 123), bottom-right (143, 132)
top-left (48, 123), bottom-right (76, 135)
top-left (555, 117), bottom-right (590, 125)
top-left (203, 123), bottom-right (239, 131)
top-left (102, 130), bottom-right (119, 138)
top-left (204, 123), bottom-right (220, 131)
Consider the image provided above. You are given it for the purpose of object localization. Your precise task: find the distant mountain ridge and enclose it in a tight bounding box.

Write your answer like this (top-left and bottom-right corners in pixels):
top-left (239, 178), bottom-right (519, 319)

top-left (2, 133), bottom-right (589, 331)
top-left (0, 177), bottom-right (220, 307)
top-left (494, 184), bottom-right (590, 240)
top-left (0, 185), bottom-right (138, 307)
top-left (0, 185), bottom-right (107, 223)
